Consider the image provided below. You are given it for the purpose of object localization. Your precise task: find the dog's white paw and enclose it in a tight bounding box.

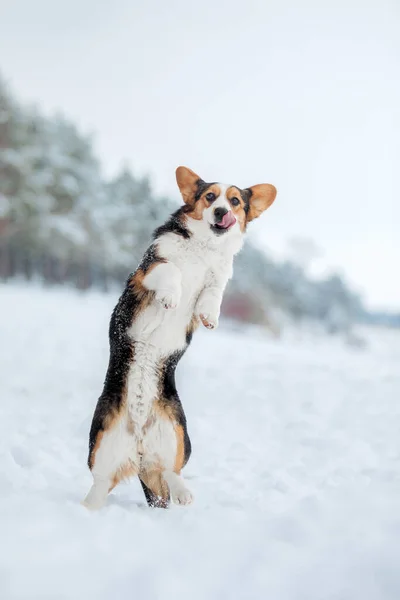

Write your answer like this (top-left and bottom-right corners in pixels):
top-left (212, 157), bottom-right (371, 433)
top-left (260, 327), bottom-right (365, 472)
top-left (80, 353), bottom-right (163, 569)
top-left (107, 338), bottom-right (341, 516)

top-left (156, 288), bottom-right (181, 310)
top-left (82, 485), bottom-right (107, 511)
top-left (171, 486), bottom-right (194, 506)
top-left (199, 312), bottom-right (219, 330)
top-left (81, 498), bottom-right (104, 511)
top-left (196, 297), bottom-right (220, 330)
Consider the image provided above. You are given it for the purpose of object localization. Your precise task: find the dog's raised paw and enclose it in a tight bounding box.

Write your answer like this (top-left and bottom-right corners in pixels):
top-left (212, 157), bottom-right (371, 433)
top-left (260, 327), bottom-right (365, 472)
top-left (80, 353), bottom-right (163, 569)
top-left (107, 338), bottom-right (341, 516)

top-left (156, 289), bottom-right (180, 310)
top-left (200, 313), bottom-right (218, 330)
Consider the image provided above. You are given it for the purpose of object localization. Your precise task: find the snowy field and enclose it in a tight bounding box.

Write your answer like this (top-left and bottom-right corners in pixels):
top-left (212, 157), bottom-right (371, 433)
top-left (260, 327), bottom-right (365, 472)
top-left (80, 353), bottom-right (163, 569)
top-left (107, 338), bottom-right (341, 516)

top-left (1, 284), bottom-right (400, 600)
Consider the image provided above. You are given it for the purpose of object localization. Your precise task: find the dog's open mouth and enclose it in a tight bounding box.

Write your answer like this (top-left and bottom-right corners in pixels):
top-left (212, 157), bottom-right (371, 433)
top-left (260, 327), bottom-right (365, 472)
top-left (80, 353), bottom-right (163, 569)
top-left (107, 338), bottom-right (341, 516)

top-left (212, 211), bottom-right (236, 234)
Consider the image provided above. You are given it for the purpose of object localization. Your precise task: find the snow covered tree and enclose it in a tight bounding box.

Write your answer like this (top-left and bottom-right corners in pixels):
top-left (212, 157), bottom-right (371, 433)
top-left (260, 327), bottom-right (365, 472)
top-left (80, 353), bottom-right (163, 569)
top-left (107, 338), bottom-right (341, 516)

top-left (103, 168), bottom-right (175, 271)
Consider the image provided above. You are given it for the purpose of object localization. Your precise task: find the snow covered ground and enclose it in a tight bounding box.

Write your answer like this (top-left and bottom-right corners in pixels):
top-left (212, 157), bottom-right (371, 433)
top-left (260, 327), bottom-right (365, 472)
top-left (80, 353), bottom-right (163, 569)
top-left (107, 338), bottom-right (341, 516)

top-left (1, 284), bottom-right (400, 600)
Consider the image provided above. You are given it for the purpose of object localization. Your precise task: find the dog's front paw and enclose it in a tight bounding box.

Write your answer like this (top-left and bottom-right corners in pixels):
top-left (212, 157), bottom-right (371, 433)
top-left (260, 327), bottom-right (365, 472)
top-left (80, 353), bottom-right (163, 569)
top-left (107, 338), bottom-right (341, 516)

top-left (155, 287), bottom-right (181, 310)
top-left (195, 293), bottom-right (221, 329)
top-left (199, 312), bottom-right (219, 330)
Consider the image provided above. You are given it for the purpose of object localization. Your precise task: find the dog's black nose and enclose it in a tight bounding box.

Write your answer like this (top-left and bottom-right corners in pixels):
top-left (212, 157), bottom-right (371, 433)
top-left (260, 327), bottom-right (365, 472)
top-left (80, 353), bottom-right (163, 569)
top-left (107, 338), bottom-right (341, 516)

top-left (214, 207), bottom-right (228, 222)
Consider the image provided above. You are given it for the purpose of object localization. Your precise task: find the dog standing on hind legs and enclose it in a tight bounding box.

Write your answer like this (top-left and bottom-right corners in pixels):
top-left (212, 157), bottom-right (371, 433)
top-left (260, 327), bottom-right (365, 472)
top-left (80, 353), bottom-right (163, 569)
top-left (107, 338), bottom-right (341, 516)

top-left (83, 166), bottom-right (277, 510)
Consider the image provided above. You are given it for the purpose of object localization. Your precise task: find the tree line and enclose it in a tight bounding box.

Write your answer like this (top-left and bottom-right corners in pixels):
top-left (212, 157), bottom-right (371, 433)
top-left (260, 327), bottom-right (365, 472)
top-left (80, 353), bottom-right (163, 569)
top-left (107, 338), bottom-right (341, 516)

top-left (0, 74), bottom-right (367, 331)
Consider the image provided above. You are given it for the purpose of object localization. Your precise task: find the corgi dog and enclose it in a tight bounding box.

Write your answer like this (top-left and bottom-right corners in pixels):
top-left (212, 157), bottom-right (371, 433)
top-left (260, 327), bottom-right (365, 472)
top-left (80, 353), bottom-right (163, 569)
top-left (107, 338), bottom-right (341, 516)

top-left (83, 166), bottom-right (276, 510)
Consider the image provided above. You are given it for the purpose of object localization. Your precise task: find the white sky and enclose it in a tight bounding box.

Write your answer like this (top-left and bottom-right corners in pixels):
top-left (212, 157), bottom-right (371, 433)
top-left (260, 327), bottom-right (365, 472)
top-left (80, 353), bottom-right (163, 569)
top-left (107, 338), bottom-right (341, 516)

top-left (1, 0), bottom-right (399, 310)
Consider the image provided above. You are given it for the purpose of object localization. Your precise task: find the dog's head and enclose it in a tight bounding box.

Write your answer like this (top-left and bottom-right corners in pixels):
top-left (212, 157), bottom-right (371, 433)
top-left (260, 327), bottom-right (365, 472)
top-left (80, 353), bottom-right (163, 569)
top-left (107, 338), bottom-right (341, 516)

top-left (176, 166), bottom-right (276, 241)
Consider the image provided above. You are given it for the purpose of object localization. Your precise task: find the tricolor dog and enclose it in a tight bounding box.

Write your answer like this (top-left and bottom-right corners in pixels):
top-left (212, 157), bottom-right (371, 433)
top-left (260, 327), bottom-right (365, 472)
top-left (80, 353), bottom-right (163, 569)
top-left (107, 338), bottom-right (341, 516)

top-left (83, 166), bottom-right (277, 509)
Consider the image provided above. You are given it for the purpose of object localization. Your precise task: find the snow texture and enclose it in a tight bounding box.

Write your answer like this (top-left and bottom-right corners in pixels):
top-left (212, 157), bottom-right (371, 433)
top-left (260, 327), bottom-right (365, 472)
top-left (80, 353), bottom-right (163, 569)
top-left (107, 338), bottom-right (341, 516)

top-left (1, 285), bottom-right (399, 600)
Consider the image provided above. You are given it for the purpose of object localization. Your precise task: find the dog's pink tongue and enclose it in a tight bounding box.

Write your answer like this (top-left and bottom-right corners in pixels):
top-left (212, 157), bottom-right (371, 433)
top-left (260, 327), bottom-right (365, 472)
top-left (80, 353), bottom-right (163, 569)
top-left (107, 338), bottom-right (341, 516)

top-left (220, 211), bottom-right (236, 229)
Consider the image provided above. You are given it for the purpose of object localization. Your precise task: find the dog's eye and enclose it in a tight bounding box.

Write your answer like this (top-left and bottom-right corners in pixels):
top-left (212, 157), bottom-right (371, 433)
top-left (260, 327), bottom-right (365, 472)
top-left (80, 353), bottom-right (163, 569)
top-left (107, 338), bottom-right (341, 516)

top-left (230, 197), bottom-right (240, 207)
top-left (205, 192), bottom-right (216, 202)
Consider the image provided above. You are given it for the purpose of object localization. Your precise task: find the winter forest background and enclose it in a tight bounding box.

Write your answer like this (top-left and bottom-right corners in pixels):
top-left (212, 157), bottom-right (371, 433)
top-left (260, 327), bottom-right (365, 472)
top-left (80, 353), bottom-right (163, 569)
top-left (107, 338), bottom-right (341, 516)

top-left (0, 74), bottom-right (398, 334)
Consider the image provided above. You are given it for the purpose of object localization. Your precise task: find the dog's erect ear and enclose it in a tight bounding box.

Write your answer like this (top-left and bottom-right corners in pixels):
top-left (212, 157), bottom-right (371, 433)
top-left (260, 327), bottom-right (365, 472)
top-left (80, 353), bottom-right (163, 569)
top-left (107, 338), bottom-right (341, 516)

top-left (246, 184), bottom-right (277, 222)
top-left (176, 166), bottom-right (203, 204)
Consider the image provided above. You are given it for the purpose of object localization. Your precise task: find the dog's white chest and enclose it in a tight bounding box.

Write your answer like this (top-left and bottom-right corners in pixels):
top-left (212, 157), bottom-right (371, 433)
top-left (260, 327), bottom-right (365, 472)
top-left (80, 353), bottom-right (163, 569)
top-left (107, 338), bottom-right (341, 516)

top-left (126, 232), bottom-right (233, 432)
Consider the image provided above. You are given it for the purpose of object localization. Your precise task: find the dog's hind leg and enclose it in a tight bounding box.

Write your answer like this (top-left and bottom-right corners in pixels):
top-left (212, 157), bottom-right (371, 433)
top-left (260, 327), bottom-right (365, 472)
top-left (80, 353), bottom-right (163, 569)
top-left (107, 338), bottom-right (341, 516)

top-left (139, 470), bottom-right (193, 507)
top-left (139, 470), bottom-right (170, 509)
top-left (83, 414), bottom-right (139, 510)
top-left (162, 420), bottom-right (193, 505)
